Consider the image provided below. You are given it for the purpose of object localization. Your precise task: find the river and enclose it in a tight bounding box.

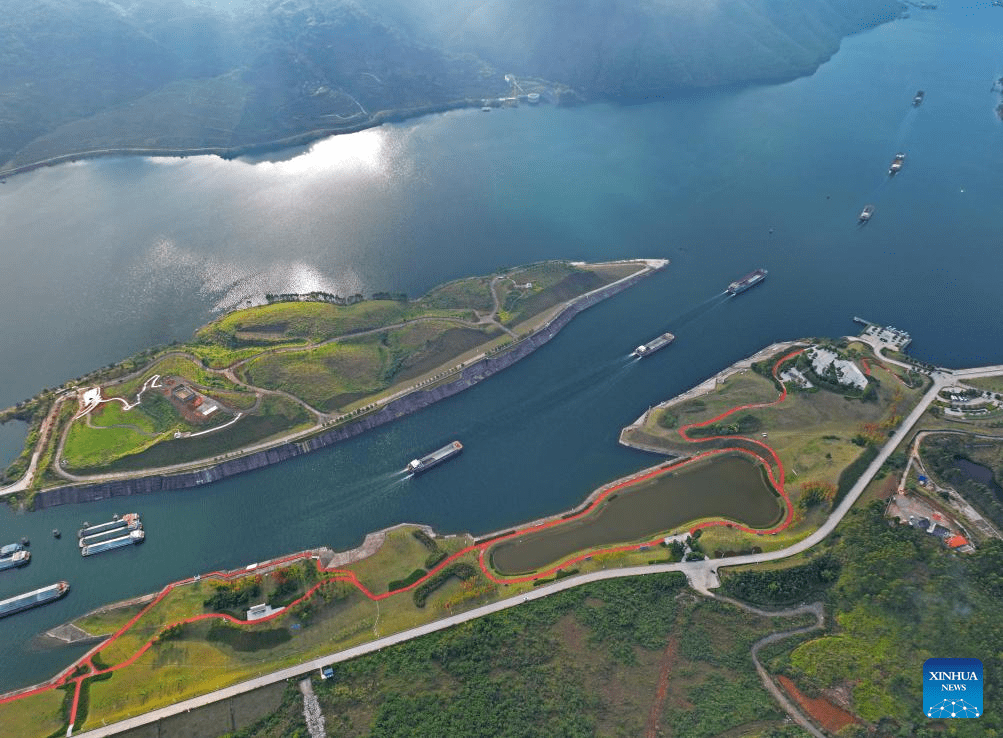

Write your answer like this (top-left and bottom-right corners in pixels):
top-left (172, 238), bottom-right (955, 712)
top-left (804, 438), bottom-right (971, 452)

top-left (0, 2), bottom-right (1001, 692)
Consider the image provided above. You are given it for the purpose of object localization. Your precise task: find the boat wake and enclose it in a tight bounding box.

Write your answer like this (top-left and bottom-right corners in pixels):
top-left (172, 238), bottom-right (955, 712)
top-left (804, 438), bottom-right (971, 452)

top-left (677, 291), bottom-right (730, 325)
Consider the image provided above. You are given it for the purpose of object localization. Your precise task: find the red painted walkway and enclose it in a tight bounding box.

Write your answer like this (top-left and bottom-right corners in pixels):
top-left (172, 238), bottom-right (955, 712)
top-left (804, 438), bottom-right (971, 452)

top-left (0, 351), bottom-right (803, 733)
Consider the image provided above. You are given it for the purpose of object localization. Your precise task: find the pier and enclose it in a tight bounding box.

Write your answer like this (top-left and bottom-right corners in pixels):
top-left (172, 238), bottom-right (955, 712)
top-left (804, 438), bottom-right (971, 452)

top-left (853, 317), bottom-right (912, 350)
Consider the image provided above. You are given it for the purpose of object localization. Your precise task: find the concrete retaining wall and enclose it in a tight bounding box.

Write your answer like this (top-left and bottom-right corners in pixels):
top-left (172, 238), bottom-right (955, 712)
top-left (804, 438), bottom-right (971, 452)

top-left (34, 269), bottom-right (652, 508)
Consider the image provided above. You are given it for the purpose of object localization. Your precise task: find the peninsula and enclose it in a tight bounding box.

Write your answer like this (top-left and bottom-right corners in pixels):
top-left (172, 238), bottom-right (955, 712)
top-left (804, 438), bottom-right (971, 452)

top-left (6, 328), bottom-right (1003, 736)
top-left (0, 259), bottom-right (665, 507)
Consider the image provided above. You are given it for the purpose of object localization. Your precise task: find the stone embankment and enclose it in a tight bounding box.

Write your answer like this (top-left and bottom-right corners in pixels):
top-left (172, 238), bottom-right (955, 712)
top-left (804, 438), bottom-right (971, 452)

top-left (34, 265), bottom-right (658, 508)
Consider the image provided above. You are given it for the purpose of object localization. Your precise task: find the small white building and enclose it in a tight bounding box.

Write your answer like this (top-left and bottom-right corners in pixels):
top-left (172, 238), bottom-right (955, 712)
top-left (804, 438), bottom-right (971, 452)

top-left (808, 348), bottom-right (868, 390)
top-left (246, 603), bottom-right (284, 621)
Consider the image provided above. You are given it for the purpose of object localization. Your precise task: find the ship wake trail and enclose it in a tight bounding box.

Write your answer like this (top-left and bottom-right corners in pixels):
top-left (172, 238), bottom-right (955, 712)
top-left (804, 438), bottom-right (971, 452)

top-left (463, 356), bottom-right (626, 436)
top-left (894, 107), bottom-right (917, 151)
top-left (336, 470), bottom-right (411, 503)
top-left (674, 291), bottom-right (730, 328)
top-left (642, 291), bottom-right (729, 340)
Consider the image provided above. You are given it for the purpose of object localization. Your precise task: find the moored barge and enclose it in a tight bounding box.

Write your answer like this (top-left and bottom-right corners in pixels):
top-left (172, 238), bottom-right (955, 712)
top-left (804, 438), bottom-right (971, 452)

top-left (78, 513), bottom-right (141, 539)
top-left (81, 529), bottom-right (145, 557)
top-left (0, 581), bottom-right (69, 618)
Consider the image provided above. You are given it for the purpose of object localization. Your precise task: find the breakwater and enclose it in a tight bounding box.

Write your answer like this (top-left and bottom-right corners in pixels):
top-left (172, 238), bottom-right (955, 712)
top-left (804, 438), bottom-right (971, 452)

top-left (34, 264), bottom-right (661, 509)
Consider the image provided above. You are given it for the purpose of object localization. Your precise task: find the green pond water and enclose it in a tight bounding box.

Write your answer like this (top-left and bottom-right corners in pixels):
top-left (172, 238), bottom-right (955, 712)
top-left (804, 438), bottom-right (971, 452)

top-left (490, 454), bottom-right (783, 574)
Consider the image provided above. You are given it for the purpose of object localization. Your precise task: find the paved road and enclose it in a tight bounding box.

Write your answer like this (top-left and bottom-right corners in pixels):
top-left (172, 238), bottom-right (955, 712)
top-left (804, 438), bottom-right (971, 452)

top-left (36, 260), bottom-right (665, 489)
top-left (65, 348), bottom-right (1001, 737)
top-left (71, 563), bottom-right (693, 738)
top-left (0, 392), bottom-right (72, 496)
top-left (749, 605), bottom-right (828, 738)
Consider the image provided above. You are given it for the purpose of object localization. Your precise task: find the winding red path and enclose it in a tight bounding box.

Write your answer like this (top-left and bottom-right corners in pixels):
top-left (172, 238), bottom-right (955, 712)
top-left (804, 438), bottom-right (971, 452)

top-left (0, 351), bottom-right (804, 733)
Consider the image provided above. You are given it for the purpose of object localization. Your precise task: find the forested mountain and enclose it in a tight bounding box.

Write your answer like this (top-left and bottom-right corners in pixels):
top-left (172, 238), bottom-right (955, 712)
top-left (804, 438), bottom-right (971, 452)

top-left (0, 0), bottom-right (900, 172)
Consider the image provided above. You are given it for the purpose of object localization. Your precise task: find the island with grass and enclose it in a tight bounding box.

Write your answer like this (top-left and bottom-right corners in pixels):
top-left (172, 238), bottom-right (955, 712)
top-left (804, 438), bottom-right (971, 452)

top-left (12, 329), bottom-right (1003, 737)
top-left (0, 258), bottom-right (666, 507)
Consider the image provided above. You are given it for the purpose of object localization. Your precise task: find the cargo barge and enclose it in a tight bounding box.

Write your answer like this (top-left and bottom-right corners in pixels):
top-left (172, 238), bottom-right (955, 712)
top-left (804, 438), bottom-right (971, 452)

top-left (726, 269), bottom-right (768, 296)
top-left (858, 205), bottom-right (875, 224)
top-left (888, 153), bottom-right (906, 176)
top-left (79, 522), bottom-right (144, 548)
top-left (0, 549), bottom-right (30, 571)
top-left (631, 332), bottom-right (676, 358)
top-left (78, 513), bottom-right (140, 539)
top-left (406, 441), bottom-right (463, 475)
top-left (0, 581), bottom-right (69, 618)
top-left (81, 529), bottom-right (145, 557)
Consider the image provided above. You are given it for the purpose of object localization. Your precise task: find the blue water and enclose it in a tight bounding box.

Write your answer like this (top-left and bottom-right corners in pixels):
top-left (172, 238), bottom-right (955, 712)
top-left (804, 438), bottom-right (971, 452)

top-left (0, 3), bottom-right (1002, 691)
top-left (0, 422), bottom-right (28, 470)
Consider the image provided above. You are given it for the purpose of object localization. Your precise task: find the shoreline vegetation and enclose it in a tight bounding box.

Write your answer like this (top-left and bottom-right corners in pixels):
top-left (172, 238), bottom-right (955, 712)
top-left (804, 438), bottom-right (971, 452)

top-left (0, 0), bottom-right (902, 182)
top-left (0, 258), bottom-right (665, 508)
top-left (0, 96), bottom-right (548, 182)
top-left (0, 331), bottom-right (935, 735)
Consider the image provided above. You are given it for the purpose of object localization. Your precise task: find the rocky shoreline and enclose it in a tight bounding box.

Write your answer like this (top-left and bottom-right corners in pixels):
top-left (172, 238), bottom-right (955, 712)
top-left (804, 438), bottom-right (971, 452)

top-left (34, 263), bottom-right (661, 509)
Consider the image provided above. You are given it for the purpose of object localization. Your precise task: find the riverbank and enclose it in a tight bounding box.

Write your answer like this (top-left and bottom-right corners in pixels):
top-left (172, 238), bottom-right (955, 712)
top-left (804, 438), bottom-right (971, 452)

top-left (0, 94), bottom-right (576, 182)
top-left (0, 333), bottom-right (957, 736)
top-left (11, 259), bottom-right (665, 509)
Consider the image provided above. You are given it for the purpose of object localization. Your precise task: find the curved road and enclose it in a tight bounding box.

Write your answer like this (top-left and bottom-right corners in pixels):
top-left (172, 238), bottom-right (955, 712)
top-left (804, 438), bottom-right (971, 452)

top-left (12, 338), bottom-right (997, 736)
top-left (68, 348), bottom-right (967, 738)
top-left (12, 260), bottom-right (663, 489)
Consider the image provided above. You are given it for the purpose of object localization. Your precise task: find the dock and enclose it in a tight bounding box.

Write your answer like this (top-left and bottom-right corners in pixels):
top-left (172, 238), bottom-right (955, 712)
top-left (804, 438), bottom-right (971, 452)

top-left (853, 317), bottom-right (912, 350)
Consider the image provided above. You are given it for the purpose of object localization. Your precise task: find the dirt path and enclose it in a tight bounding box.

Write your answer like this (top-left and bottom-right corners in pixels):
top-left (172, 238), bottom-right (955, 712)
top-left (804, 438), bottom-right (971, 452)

top-left (645, 632), bottom-right (679, 738)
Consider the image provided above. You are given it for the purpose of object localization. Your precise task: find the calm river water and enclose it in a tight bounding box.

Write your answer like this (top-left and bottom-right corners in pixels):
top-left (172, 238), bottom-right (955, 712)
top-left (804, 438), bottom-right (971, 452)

top-left (0, 3), bottom-right (1001, 690)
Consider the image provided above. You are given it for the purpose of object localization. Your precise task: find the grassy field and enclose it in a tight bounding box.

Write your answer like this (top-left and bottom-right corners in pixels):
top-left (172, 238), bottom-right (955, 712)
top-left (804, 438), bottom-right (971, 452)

top-left (223, 575), bottom-right (812, 738)
top-left (345, 528), bottom-right (473, 595)
top-left (0, 686), bottom-right (68, 738)
top-left (27, 527), bottom-right (503, 732)
top-left (14, 260), bottom-right (648, 479)
top-left (503, 268), bottom-right (607, 327)
top-left (96, 395), bottom-right (312, 473)
top-left (191, 301), bottom-right (425, 369)
top-left (241, 340), bottom-right (389, 413)
top-left (75, 601), bottom-right (149, 638)
top-left (105, 354), bottom-right (247, 400)
top-left (416, 276), bottom-right (494, 312)
top-left (622, 343), bottom-right (928, 551)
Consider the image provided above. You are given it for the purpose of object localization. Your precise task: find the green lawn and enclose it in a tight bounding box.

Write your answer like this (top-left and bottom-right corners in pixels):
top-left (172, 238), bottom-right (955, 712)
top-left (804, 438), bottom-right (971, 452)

top-left (417, 276), bottom-right (494, 311)
top-left (63, 418), bottom-right (164, 470)
top-left (0, 686), bottom-right (68, 738)
top-left (96, 395), bottom-right (312, 472)
top-left (242, 340), bottom-right (388, 413)
top-left (622, 343), bottom-right (927, 552)
top-left (88, 401), bottom-right (157, 433)
top-left (105, 354), bottom-right (245, 400)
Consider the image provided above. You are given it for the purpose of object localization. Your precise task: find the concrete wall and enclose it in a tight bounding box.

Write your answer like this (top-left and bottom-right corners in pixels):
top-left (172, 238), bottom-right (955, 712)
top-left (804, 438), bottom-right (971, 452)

top-left (34, 270), bottom-right (649, 509)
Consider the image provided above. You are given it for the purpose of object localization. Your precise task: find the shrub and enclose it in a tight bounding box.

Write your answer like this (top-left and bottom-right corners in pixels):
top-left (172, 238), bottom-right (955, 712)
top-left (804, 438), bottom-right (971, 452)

top-left (413, 563), bottom-right (477, 607)
top-left (388, 568), bottom-right (427, 592)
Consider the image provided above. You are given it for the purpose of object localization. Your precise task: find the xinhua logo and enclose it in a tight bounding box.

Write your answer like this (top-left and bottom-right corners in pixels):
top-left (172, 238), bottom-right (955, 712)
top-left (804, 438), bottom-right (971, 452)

top-left (924, 658), bottom-right (983, 718)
